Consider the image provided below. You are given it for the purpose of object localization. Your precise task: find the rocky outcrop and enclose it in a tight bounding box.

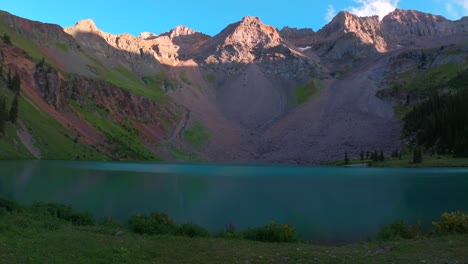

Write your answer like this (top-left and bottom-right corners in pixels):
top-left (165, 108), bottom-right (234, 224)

top-left (34, 68), bottom-right (179, 125)
top-left (1, 11), bottom-right (77, 49)
top-left (196, 16), bottom-right (322, 82)
top-left (313, 11), bottom-right (386, 61)
top-left (158, 25), bottom-right (210, 60)
top-left (66, 21), bottom-right (209, 67)
top-left (380, 9), bottom-right (465, 46)
top-left (312, 9), bottom-right (468, 62)
top-left (279, 26), bottom-right (315, 46)
top-left (200, 16), bottom-right (283, 64)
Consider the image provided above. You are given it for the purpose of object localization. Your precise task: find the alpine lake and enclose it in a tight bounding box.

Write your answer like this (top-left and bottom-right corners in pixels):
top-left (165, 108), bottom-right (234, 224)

top-left (1, 160), bottom-right (467, 243)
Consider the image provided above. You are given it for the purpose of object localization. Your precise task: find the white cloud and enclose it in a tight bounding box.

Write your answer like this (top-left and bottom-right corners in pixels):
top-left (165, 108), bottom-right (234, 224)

top-left (454, 0), bottom-right (468, 10)
top-left (446, 0), bottom-right (468, 18)
top-left (347, 0), bottom-right (399, 19)
top-left (446, 3), bottom-right (460, 19)
top-left (325, 5), bottom-right (337, 22)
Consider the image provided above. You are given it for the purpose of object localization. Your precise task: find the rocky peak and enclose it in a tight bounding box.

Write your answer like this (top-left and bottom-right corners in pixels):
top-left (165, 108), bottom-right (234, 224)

top-left (201, 16), bottom-right (284, 64)
top-left (155, 25), bottom-right (211, 61)
top-left (224, 16), bottom-right (282, 49)
top-left (162, 25), bottom-right (198, 38)
top-left (235, 16), bottom-right (281, 41)
top-left (384, 9), bottom-right (448, 23)
top-left (71, 19), bottom-right (99, 33)
top-left (139, 32), bottom-right (157, 40)
top-left (313, 8), bottom-right (468, 58)
top-left (319, 11), bottom-right (380, 37)
top-left (380, 9), bottom-right (461, 46)
top-left (316, 11), bottom-right (386, 54)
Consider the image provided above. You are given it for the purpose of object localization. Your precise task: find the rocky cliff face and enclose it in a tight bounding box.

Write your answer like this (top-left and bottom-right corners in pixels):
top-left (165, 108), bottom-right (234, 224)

top-left (380, 9), bottom-right (466, 46)
top-left (313, 11), bottom-right (385, 61)
top-left (199, 16), bottom-right (283, 64)
top-left (34, 68), bottom-right (179, 125)
top-left (279, 26), bottom-right (315, 46)
top-left (312, 9), bottom-right (468, 63)
top-left (196, 16), bottom-right (322, 83)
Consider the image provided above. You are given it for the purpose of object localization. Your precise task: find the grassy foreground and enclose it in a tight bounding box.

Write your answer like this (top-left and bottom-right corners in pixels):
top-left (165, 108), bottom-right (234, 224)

top-left (0, 203), bottom-right (467, 263)
top-left (325, 154), bottom-right (468, 168)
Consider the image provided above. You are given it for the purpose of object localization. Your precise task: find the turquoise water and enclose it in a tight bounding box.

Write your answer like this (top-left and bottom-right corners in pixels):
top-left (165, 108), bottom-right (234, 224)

top-left (1, 161), bottom-right (468, 243)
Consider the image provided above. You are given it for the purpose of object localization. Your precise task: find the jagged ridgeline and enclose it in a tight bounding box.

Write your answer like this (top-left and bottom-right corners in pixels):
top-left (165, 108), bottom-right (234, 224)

top-left (0, 9), bottom-right (467, 162)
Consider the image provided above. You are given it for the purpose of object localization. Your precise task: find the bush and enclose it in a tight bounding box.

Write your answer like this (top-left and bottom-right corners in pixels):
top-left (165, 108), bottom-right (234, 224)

top-left (30, 203), bottom-right (95, 226)
top-left (176, 223), bottom-right (210, 238)
top-left (216, 223), bottom-right (242, 239)
top-left (242, 221), bottom-right (299, 243)
top-left (127, 212), bottom-right (176, 235)
top-left (432, 212), bottom-right (468, 235)
top-left (376, 220), bottom-right (420, 241)
top-left (0, 197), bottom-right (22, 212)
top-left (2, 34), bottom-right (12, 45)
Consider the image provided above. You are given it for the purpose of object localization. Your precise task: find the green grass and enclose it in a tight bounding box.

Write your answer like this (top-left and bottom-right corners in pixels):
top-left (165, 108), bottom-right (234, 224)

top-left (79, 52), bottom-right (172, 103)
top-left (143, 71), bottom-right (176, 91)
top-left (327, 154), bottom-right (468, 168)
top-left (54, 41), bottom-right (69, 52)
top-left (0, 86), bottom-right (33, 159)
top-left (0, 123), bottom-right (34, 160)
top-left (373, 154), bottom-right (468, 168)
top-left (0, 209), bottom-right (467, 263)
top-left (114, 66), bottom-right (143, 84)
top-left (170, 147), bottom-right (196, 161)
top-left (99, 67), bottom-right (174, 103)
top-left (406, 63), bottom-right (464, 92)
top-left (101, 67), bottom-right (160, 101)
top-left (70, 100), bottom-right (158, 160)
top-left (206, 73), bottom-right (216, 83)
top-left (183, 121), bottom-right (209, 148)
top-left (295, 79), bottom-right (323, 105)
top-left (322, 159), bottom-right (371, 167)
top-left (0, 13), bottom-right (45, 62)
top-left (0, 81), bottom-right (105, 160)
top-left (18, 95), bottom-right (108, 160)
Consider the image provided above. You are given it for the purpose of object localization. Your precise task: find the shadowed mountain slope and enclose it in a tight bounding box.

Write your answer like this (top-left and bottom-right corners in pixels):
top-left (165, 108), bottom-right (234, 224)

top-left (0, 9), bottom-right (467, 163)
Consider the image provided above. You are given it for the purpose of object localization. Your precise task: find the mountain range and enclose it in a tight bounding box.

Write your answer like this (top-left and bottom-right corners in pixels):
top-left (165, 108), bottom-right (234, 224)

top-left (0, 9), bottom-right (467, 163)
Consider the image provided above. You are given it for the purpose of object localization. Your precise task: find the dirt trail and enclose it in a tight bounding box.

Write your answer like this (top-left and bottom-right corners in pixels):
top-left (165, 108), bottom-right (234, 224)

top-left (258, 54), bottom-right (401, 163)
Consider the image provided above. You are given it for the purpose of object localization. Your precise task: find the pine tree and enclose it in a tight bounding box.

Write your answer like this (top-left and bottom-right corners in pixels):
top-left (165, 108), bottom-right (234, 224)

top-left (344, 152), bottom-right (350, 165)
top-left (413, 148), bottom-right (423, 164)
top-left (11, 73), bottom-right (20, 94)
top-left (373, 150), bottom-right (379, 162)
top-left (360, 151), bottom-right (364, 161)
top-left (9, 94), bottom-right (18, 124)
top-left (366, 151), bottom-right (370, 160)
top-left (379, 151), bottom-right (385, 162)
top-left (2, 33), bottom-right (12, 45)
top-left (7, 68), bottom-right (11, 89)
top-left (0, 96), bottom-right (7, 134)
top-left (403, 86), bottom-right (468, 157)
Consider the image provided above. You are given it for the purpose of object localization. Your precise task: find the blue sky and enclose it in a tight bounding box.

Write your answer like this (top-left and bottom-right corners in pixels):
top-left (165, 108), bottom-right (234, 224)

top-left (1, 0), bottom-right (467, 36)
